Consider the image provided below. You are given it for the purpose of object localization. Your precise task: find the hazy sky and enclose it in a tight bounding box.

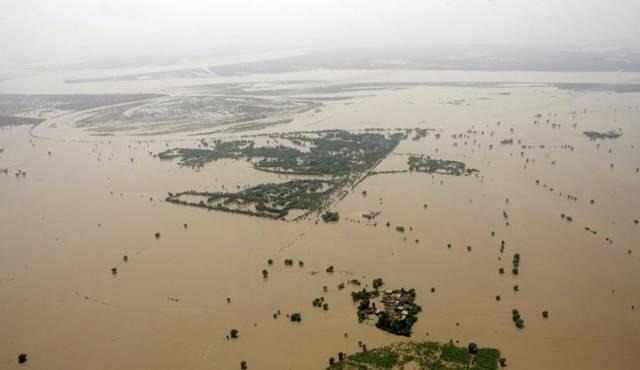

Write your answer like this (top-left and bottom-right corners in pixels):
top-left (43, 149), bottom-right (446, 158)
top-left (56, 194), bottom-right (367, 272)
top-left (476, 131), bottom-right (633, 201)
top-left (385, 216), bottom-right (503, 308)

top-left (1, 0), bottom-right (639, 66)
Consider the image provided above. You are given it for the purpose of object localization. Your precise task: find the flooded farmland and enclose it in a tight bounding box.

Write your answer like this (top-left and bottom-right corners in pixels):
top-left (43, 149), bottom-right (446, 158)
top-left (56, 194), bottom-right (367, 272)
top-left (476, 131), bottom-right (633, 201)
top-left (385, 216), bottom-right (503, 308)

top-left (1, 66), bottom-right (639, 370)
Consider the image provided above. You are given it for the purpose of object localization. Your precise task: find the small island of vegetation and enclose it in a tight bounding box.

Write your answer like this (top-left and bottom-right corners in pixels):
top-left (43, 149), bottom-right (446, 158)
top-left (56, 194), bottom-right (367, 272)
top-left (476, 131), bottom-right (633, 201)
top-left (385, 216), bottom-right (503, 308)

top-left (326, 341), bottom-right (504, 370)
top-left (408, 155), bottom-right (478, 176)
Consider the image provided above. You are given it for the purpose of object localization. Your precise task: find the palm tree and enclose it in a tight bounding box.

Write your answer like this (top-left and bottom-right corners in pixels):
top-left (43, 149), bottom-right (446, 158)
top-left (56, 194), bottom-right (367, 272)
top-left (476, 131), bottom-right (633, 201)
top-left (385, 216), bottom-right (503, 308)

top-left (230, 329), bottom-right (239, 338)
top-left (240, 360), bottom-right (248, 369)
top-left (262, 269), bottom-right (269, 278)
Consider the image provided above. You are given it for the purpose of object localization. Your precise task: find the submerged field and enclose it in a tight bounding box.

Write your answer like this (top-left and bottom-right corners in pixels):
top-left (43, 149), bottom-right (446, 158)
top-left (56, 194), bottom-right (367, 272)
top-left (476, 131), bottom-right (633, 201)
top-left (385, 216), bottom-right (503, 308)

top-left (0, 68), bottom-right (639, 370)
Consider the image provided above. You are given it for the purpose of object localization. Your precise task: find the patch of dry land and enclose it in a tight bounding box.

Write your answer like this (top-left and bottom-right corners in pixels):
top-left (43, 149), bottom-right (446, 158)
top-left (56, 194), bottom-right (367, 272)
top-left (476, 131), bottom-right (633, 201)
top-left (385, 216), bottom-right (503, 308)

top-left (0, 68), bottom-right (639, 370)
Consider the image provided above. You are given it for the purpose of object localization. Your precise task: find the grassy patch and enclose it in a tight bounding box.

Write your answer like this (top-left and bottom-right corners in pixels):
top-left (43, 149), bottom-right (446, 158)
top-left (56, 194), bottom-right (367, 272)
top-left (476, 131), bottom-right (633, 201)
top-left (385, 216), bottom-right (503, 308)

top-left (327, 341), bottom-right (502, 370)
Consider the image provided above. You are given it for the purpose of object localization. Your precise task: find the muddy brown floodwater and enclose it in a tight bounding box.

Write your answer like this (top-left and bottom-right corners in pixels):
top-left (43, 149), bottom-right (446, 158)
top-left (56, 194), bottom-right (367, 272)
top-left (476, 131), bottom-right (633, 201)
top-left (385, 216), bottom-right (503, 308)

top-left (0, 69), bottom-right (639, 370)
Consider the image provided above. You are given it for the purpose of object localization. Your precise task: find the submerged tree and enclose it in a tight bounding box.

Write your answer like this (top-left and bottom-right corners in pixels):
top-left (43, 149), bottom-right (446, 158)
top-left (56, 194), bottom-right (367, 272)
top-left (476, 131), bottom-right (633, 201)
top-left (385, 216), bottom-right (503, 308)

top-left (17, 353), bottom-right (27, 364)
top-left (468, 343), bottom-right (479, 354)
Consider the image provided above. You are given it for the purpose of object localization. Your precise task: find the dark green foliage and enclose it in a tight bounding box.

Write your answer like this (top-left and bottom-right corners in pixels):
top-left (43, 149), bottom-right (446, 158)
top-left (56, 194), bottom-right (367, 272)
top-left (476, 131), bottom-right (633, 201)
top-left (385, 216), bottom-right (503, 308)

top-left (441, 342), bottom-right (471, 364)
top-left (543, 310), bottom-right (549, 318)
top-left (160, 130), bottom-right (402, 174)
top-left (322, 211), bottom-right (340, 223)
top-left (167, 179), bottom-right (337, 220)
top-left (230, 329), bottom-right (239, 338)
top-left (328, 341), bottom-right (502, 370)
top-left (163, 131), bottom-right (403, 220)
top-left (240, 360), bottom-right (248, 369)
top-left (583, 131), bottom-right (622, 140)
top-left (512, 253), bottom-right (520, 275)
top-left (17, 353), bottom-right (27, 364)
top-left (290, 313), bottom-right (302, 322)
top-left (350, 289), bottom-right (379, 301)
top-left (512, 309), bottom-right (525, 328)
top-left (408, 155), bottom-right (479, 176)
top-left (326, 265), bottom-right (335, 273)
top-left (262, 269), bottom-right (269, 278)
top-left (348, 348), bottom-right (399, 369)
top-left (512, 309), bottom-right (521, 322)
top-left (373, 289), bottom-right (421, 337)
top-left (468, 343), bottom-right (479, 354)
top-left (376, 311), bottom-right (416, 337)
top-left (471, 348), bottom-right (502, 370)
top-left (372, 278), bottom-right (384, 289)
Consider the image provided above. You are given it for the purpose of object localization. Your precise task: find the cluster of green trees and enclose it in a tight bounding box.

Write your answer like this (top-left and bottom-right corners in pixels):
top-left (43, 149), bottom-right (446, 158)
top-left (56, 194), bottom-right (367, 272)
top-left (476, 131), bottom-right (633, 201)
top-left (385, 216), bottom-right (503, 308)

top-left (372, 278), bottom-right (384, 289)
top-left (583, 130), bottom-right (622, 140)
top-left (160, 130), bottom-right (403, 176)
top-left (326, 265), bottom-right (335, 273)
top-left (512, 309), bottom-right (525, 329)
top-left (351, 289), bottom-right (380, 302)
top-left (322, 211), bottom-right (340, 223)
top-left (512, 253), bottom-right (520, 275)
top-left (408, 155), bottom-right (479, 176)
top-left (161, 130), bottom-right (405, 220)
top-left (326, 340), bottom-right (505, 370)
top-left (312, 297), bottom-right (329, 310)
top-left (375, 289), bottom-right (421, 337)
top-left (166, 179), bottom-right (336, 220)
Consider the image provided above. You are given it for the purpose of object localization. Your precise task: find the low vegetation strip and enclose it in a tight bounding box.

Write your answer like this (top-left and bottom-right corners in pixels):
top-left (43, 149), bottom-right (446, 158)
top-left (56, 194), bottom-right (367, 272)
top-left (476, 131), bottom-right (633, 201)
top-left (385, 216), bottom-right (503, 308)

top-left (327, 341), bottom-right (503, 370)
top-left (166, 179), bottom-right (338, 220)
top-left (408, 155), bottom-right (479, 176)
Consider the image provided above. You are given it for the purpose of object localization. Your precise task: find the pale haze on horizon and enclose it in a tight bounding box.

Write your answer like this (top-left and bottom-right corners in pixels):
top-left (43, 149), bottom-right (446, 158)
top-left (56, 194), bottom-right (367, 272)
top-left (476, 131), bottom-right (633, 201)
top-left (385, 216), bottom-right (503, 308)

top-left (1, 0), bottom-right (639, 68)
